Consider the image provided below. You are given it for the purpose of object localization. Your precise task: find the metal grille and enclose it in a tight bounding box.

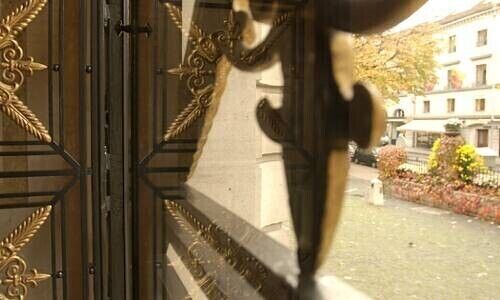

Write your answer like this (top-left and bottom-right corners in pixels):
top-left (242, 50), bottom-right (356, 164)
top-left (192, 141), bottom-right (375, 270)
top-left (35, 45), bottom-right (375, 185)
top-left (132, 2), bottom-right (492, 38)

top-left (0, 0), bottom-right (103, 299)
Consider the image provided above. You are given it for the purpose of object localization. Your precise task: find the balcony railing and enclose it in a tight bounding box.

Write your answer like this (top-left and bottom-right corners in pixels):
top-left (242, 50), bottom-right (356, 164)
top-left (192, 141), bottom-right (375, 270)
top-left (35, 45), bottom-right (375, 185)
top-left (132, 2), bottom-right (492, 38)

top-left (163, 185), bottom-right (370, 299)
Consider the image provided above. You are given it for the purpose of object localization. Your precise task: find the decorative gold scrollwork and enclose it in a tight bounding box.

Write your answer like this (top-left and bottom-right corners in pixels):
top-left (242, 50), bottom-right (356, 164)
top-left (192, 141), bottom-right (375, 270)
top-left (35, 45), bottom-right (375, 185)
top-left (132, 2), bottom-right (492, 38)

top-left (163, 3), bottom-right (221, 142)
top-left (165, 200), bottom-right (269, 297)
top-left (162, 3), bottom-right (288, 142)
top-left (0, 0), bottom-right (50, 143)
top-left (0, 206), bottom-right (52, 300)
top-left (166, 201), bottom-right (227, 299)
top-left (212, 10), bottom-right (290, 71)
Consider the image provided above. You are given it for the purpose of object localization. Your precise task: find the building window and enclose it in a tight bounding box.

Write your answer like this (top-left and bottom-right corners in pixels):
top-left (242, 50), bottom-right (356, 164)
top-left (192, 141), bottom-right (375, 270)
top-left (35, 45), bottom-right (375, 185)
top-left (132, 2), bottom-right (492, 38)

top-left (477, 129), bottom-right (489, 147)
top-left (447, 70), bottom-right (453, 89)
top-left (475, 98), bottom-right (485, 112)
top-left (394, 109), bottom-right (405, 118)
top-left (447, 98), bottom-right (455, 113)
top-left (448, 35), bottom-right (456, 53)
top-left (416, 132), bottom-right (440, 149)
top-left (477, 29), bottom-right (488, 46)
top-left (476, 64), bottom-right (487, 86)
top-left (423, 100), bottom-right (430, 113)
top-left (447, 69), bottom-right (462, 89)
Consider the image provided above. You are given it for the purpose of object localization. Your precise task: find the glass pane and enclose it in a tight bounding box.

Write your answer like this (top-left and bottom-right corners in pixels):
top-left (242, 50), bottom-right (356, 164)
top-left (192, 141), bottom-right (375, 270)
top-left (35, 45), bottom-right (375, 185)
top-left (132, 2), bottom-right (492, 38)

top-left (0, 0), bottom-right (88, 299)
top-left (153, 0), bottom-right (500, 299)
top-left (0, 1), bottom-right (56, 298)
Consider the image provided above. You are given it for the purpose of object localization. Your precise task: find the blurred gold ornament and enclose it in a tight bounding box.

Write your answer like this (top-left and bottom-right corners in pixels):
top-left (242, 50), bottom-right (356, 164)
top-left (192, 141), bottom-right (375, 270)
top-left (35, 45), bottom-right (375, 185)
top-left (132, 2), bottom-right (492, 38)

top-left (0, 206), bottom-right (52, 299)
top-left (0, 0), bottom-right (51, 143)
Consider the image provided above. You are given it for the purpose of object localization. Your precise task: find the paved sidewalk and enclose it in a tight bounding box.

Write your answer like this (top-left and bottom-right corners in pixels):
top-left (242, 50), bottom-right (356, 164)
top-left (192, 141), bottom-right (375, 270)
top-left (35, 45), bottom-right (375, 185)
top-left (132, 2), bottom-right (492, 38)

top-left (274, 163), bottom-right (500, 299)
top-left (348, 163), bottom-right (379, 181)
top-left (317, 175), bottom-right (500, 299)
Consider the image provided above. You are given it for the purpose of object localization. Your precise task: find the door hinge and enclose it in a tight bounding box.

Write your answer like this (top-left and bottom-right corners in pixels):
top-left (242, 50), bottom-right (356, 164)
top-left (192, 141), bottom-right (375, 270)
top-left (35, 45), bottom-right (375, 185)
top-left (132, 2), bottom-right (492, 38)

top-left (114, 20), bottom-right (152, 37)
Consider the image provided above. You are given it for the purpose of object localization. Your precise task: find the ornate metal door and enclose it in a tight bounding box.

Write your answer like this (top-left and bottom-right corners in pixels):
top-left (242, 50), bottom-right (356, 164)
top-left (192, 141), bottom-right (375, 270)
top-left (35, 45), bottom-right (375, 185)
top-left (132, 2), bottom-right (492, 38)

top-left (0, 0), bottom-right (106, 299)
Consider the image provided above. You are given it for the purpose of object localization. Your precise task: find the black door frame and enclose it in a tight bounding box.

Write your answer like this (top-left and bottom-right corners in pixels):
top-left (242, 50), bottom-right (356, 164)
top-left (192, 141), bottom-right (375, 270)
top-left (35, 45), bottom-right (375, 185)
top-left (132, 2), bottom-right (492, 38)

top-left (101, 0), bottom-right (131, 299)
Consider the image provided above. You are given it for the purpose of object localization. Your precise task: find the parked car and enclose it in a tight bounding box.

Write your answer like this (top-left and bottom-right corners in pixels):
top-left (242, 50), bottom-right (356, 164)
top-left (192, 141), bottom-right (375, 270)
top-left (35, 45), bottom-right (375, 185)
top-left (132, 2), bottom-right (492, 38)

top-left (352, 147), bottom-right (378, 168)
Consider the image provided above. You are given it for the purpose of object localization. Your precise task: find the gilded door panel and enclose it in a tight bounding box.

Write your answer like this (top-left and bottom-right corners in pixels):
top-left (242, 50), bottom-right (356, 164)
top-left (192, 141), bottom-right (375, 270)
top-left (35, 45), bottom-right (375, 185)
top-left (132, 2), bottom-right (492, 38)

top-left (0, 0), bottom-right (95, 299)
top-left (0, 206), bottom-right (52, 299)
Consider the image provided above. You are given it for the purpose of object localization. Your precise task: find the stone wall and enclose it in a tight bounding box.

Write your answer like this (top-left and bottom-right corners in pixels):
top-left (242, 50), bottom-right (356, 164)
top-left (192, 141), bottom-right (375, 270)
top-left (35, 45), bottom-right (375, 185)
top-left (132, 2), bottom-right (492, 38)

top-left (384, 178), bottom-right (500, 224)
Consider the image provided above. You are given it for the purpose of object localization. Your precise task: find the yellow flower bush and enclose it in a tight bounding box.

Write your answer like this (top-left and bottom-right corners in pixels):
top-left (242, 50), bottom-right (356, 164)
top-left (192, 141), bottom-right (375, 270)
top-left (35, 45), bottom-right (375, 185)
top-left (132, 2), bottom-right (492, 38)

top-left (427, 138), bottom-right (441, 171)
top-left (455, 144), bottom-right (484, 183)
top-left (426, 136), bottom-right (483, 183)
top-left (427, 136), bottom-right (464, 180)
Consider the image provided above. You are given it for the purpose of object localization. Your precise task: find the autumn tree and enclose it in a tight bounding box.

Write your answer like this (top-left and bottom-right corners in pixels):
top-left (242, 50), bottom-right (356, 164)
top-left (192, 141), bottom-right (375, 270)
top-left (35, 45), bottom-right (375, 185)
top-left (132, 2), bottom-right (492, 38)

top-left (354, 24), bottom-right (439, 101)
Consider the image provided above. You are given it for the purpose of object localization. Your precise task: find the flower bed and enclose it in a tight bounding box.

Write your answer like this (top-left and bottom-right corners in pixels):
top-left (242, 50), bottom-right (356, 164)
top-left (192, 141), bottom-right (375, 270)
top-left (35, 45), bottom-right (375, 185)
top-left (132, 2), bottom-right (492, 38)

top-left (379, 138), bottom-right (499, 223)
top-left (384, 178), bottom-right (500, 224)
top-left (394, 171), bottom-right (499, 198)
top-left (398, 163), bottom-right (428, 175)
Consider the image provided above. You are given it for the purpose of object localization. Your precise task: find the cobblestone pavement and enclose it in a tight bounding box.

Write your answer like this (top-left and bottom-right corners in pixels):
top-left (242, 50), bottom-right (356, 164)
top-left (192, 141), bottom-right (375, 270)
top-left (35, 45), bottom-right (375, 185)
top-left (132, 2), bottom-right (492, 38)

top-left (275, 164), bottom-right (500, 299)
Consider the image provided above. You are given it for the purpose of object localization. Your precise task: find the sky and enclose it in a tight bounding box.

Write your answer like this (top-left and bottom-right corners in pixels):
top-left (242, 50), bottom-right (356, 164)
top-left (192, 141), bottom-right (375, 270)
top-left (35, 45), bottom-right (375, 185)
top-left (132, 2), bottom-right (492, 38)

top-left (395, 0), bottom-right (487, 30)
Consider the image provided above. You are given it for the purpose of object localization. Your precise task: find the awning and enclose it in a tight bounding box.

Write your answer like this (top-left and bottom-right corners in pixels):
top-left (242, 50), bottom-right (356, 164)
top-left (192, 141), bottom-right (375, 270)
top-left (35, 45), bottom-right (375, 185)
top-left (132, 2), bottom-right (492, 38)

top-left (397, 120), bottom-right (447, 133)
top-left (387, 118), bottom-right (405, 123)
top-left (463, 119), bottom-right (490, 128)
top-left (476, 147), bottom-right (497, 157)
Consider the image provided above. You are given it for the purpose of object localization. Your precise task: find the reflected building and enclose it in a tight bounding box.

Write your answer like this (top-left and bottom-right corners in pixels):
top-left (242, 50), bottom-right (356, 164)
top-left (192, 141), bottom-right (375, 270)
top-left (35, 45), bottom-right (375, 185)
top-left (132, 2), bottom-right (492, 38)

top-left (387, 1), bottom-right (500, 167)
top-left (188, 21), bottom-right (292, 246)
